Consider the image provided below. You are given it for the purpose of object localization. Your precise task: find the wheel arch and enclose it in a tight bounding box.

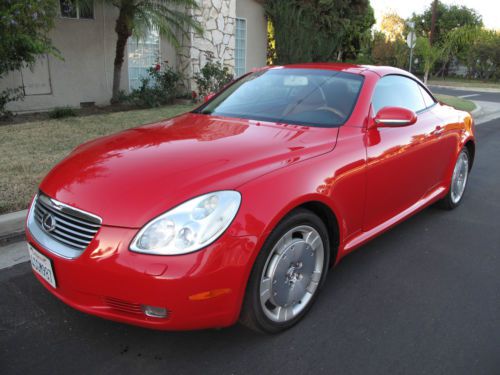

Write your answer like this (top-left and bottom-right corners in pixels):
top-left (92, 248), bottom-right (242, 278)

top-left (295, 201), bottom-right (340, 266)
top-left (464, 139), bottom-right (475, 169)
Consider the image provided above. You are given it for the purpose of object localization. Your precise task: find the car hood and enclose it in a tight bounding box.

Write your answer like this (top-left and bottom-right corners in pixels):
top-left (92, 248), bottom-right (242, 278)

top-left (39, 113), bottom-right (338, 228)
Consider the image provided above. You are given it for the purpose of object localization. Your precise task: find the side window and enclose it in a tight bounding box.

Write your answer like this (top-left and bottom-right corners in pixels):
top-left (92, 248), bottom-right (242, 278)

top-left (235, 18), bottom-right (247, 77)
top-left (372, 75), bottom-right (426, 114)
top-left (419, 85), bottom-right (436, 108)
top-left (60, 0), bottom-right (94, 19)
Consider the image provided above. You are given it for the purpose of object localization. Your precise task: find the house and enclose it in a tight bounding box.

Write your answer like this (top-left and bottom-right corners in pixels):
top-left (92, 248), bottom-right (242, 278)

top-left (0, 0), bottom-right (267, 113)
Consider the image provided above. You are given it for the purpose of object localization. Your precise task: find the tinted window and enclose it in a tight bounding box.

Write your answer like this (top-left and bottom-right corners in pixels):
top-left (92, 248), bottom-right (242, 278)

top-left (372, 75), bottom-right (426, 114)
top-left (196, 69), bottom-right (364, 127)
top-left (419, 85), bottom-right (436, 108)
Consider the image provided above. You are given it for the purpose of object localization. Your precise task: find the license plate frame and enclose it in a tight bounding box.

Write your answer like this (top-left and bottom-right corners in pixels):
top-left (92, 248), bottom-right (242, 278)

top-left (28, 244), bottom-right (57, 288)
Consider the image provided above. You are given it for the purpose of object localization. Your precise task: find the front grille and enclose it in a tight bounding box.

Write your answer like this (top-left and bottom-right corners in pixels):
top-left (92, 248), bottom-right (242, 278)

top-left (33, 193), bottom-right (101, 251)
top-left (104, 297), bottom-right (144, 316)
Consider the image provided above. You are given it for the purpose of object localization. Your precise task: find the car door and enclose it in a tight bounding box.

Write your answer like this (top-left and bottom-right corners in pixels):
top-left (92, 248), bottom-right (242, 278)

top-left (364, 75), bottom-right (444, 231)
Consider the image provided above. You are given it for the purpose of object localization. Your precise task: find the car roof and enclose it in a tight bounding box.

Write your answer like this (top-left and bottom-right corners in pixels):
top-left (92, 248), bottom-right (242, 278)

top-left (268, 63), bottom-right (414, 79)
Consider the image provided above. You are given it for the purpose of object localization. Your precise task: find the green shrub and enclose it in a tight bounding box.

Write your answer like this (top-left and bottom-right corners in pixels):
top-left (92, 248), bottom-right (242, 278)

top-left (194, 56), bottom-right (234, 97)
top-left (0, 88), bottom-right (23, 119)
top-left (127, 61), bottom-right (181, 108)
top-left (49, 107), bottom-right (77, 119)
top-left (264, 0), bottom-right (375, 64)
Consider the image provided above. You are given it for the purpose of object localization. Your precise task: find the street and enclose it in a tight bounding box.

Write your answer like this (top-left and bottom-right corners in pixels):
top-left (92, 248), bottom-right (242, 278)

top-left (430, 85), bottom-right (500, 103)
top-left (1, 118), bottom-right (500, 375)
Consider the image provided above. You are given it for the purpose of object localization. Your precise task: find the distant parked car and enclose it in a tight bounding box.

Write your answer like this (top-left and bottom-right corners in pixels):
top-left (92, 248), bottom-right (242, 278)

top-left (26, 63), bottom-right (475, 333)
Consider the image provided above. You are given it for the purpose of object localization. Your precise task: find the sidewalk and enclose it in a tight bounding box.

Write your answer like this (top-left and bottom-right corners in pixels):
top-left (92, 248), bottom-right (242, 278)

top-left (471, 100), bottom-right (500, 125)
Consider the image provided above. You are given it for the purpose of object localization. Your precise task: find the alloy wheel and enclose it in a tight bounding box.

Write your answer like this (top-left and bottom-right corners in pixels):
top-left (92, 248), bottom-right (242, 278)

top-left (451, 150), bottom-right (469, 204)
top-left (259, 225), bottom-right (325, 323)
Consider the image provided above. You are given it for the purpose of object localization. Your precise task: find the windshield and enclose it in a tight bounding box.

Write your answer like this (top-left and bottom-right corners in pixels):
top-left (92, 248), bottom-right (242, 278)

top-left (194, 68), bottom-right (364, 127)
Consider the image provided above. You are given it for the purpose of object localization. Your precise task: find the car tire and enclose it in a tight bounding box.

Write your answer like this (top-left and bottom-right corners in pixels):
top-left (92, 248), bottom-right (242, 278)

top-left (438, 148), bottom-right (471, 210)
top-left (240, 208), bottom-right (331, 334)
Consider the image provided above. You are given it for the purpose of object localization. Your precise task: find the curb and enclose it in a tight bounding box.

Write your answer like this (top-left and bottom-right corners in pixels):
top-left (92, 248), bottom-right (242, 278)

top-left (429, 84), bottom-right (500, 93)
top-left (470, 100), bottom-right (500, 125)
top-left (0, 232), bottom-right (26, 247)
top-left (471, 101), bottom-right (482, 116)
top-left (0, 210), bottom-right (27, 246)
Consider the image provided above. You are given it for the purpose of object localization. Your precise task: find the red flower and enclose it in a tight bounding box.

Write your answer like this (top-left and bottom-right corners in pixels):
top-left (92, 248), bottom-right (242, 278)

top-left (154, 64), bottom-right (161, 71)
top-left (192, 91), bottom-right (198, 99)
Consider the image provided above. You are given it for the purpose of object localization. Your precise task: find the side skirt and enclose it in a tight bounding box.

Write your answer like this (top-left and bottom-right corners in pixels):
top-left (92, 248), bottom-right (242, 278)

top-left (341, 186), bottom-right (447, 254)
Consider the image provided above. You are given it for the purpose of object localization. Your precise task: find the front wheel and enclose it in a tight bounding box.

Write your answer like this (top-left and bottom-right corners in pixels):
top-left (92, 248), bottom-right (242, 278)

top-left (438, 148), bottom-right (470, 210)
top-left (240, 209), bottom-right (330, 333)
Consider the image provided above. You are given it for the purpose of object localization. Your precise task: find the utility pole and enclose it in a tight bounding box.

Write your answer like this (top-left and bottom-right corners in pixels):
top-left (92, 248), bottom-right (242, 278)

top-left (430, 0), bottom-right (438, 45)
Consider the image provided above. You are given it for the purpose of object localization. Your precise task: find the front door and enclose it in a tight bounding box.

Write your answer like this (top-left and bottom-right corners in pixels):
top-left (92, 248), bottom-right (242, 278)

top-left (364, 75), bottom-right (443, 231)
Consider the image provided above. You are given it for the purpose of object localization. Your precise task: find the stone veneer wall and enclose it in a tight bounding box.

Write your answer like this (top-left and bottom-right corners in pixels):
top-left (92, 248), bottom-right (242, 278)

top-left (177, 0), bottom-right (236, 92)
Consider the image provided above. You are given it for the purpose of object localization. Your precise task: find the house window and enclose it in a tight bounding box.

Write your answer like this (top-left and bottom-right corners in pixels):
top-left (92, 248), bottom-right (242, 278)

top-left (60, 0), bottom-right (94, 19)
top-left (235, 18), bottom-right (247, 77)
top-left (128, 30), bottom-right (160, 90)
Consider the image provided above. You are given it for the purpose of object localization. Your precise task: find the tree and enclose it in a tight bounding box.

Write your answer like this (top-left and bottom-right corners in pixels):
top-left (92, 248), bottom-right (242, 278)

top-left (263, 0), bottom-right (312, 64)
top-left (415, 36), bottom-right (441, 83)
top-left (81, 0), bottom-right (202, 103)
top-left (411, 1), bottom-right (483, 45)
top-left (440, 25), bottom-right (481, 74)
top-left (429, 0), bottom-right (438, 45)
top-left (380, 11), bottom-right (405, 42)
top-left (411, 1), bottom-right (483, 79)
top-left (371, 31), bottom-right (408, 69)
top-left (464, 29), bottom-right (500, 80)
top-left (0, 0), bottom-right (58, 116)
top-left (373, 11), bottom-right (408, 69)
top-left (264, 0), bottom-right (374, 64)
top-left (338, 0), bottom-right (375, 61)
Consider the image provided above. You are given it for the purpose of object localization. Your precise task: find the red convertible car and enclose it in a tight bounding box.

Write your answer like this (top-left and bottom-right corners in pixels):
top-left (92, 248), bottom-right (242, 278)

top-left (26, 63), bottom-right (475, 333)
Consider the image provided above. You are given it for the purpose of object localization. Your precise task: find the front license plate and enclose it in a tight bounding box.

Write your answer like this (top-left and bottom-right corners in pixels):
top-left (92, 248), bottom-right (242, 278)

top-left (28, 244), bottom-right (57, 288)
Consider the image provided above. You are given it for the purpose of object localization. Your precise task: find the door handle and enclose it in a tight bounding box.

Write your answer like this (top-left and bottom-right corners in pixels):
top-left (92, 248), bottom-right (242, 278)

top-left (433, 125), bottom-right (444, 135)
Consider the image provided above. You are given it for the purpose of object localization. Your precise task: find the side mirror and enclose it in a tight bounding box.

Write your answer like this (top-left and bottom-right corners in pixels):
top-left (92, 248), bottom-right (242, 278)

top-left (374, 106), bottom-right (417, 127)
top-left (204, 92), bottom-right (215, 103)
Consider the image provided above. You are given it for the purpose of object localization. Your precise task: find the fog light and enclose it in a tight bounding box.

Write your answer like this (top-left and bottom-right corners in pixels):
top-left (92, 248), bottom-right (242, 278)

top-left (141, 305), bottom-right (168, 318)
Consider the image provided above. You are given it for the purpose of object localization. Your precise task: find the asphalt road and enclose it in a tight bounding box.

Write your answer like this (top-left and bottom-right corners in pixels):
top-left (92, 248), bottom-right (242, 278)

top-left (429, 85), bottom-right (500, 103)
top-left (1, 120), bottom-right (500, 375)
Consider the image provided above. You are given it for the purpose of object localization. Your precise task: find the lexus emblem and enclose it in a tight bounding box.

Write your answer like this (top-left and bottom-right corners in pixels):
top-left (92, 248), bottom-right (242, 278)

top-left (42, 213), bottom-right (57, 233)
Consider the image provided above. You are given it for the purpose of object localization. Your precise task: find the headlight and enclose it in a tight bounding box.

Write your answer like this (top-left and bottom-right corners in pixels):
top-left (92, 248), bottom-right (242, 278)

top-left (130, 191), bottom-right (241, 255)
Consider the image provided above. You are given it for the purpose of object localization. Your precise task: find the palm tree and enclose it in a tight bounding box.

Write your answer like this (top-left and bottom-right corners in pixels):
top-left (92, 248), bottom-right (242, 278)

top-left (81, 0), bottom-right (202, 102)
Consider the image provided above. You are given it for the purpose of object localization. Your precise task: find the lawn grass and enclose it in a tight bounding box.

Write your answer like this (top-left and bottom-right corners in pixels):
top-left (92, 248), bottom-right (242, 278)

top-left (428, 78), bottom-right (500, 90)
top-left (0, 104), bottom-right (194, 214)
top-left (435, 94), bottom-right (476, 112)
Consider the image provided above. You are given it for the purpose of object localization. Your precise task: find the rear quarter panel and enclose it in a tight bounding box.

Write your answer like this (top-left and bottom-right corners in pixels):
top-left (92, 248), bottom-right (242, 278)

top-left (433, 104), bottom-right (476, 186)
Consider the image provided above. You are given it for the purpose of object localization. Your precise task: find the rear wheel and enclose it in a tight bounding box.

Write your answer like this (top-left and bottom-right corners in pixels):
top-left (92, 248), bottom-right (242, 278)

top-left (438, 148), bottom-right (470, 210)
top-left (240, 209), bottom-right (330, 333)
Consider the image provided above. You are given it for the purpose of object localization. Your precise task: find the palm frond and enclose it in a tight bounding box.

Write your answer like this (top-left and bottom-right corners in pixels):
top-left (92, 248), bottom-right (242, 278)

top-left (131, 0), bottom-right (203, 48)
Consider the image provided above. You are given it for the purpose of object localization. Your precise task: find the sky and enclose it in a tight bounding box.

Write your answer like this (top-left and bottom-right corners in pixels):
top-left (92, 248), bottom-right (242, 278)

top-left (370, 0), bottom-right (500, 30)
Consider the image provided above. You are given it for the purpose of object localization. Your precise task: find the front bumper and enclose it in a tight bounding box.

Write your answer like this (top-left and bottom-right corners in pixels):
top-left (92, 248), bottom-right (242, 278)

top-left (26, 224), bottom-right (258, 330)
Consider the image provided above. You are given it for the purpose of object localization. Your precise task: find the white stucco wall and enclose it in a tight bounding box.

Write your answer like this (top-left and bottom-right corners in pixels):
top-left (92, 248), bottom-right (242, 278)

top-left (1, 3), bottom-right (118, 112)
top-left (236, 0), bottom-right (267, 72)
